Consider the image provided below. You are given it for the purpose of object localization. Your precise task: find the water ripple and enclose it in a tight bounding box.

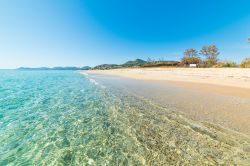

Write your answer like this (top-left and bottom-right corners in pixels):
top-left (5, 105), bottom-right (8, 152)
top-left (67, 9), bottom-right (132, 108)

top-left (0, 70), bottom-right (249, 165)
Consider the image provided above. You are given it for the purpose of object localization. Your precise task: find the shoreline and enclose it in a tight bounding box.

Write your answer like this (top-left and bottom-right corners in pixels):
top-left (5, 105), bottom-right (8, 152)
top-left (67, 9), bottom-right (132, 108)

top-left (82, 68), bottom-right (250, 135)
top-left (86, 68), bottom-right (250, 98)
top-left (86, 68), bottom-right (250, 88)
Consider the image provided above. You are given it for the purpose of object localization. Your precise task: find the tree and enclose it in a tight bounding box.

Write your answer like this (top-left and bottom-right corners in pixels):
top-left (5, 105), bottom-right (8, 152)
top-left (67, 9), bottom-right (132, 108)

top-left (181, 48), bottom-right (200, 66)
top-left (184, 48), bottom-right (198, 57)
top-left (240, 58), bottom-right (250, 68)
top-left (147, 58), bottom-right (153, 63)
top-left (200, 45), bottom-right (219, 66)
top-left (248, 38), bottom-right (250, 43)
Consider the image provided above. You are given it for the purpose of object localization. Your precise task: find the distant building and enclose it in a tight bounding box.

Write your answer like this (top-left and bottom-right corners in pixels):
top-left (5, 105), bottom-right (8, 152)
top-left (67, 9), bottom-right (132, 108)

top-left (189, 64), bottom-right (197, 68)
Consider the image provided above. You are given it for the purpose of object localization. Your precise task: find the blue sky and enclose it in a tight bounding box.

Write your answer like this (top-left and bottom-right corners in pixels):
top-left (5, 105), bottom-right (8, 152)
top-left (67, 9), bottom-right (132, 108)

top-left (0, 0), bottom-right (250, 68)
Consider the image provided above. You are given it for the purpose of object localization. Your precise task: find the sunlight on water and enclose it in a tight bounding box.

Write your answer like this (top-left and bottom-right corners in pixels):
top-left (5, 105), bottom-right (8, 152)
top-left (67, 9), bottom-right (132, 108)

top-left (0, 70), bottom-right (250, 165)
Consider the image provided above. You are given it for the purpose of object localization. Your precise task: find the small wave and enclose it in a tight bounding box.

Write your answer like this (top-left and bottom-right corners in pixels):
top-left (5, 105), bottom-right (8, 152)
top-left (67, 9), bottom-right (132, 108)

top-left (79, 72), bottom-right (106, 89)
top-left (89, 78), bottom-right (99, 85)
top-left (89, 78), bottom-right (106, 89)
top-left (80, 72), bottom-right (89, 76)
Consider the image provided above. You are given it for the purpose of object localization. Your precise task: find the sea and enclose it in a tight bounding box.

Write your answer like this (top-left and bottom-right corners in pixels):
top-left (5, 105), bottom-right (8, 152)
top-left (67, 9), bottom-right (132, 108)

top-left (0, 70), bottom-right (250, 165)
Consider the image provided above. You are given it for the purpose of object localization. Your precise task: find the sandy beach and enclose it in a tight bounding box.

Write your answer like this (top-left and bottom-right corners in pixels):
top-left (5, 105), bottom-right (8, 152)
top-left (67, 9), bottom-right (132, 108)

top-left (84, 68), bottom-right (250, 135)
top-left (87, 68), bottom-right (250, 89)
top-left (87, 68), bottom-right (250, 98)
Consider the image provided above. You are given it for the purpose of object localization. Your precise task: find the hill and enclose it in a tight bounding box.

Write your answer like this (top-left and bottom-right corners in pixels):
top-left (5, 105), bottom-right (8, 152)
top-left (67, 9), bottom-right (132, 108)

top-left (17, 66), bottom-right (91, 70)
top-left (122, 59), bottom-right (147, 67)
top-left (93, 59), bottom-right (180, 70)
top-left (93, 59), bottom-right (147, 70)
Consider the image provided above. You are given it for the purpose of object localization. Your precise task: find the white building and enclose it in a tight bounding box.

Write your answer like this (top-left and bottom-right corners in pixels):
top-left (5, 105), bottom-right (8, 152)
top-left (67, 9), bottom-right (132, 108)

top-left (189, 64), bottom-right (197, 68)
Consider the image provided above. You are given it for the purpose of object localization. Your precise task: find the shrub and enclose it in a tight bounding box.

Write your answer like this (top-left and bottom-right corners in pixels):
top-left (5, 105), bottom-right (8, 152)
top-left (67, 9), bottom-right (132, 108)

top-left (180, 48), bottom-right (200, 67)
top-left (213, 60), bottom-right (238, 68)
top-left (240, 58), bottom-right (250, 68)
top-left (181, 56), bottom-right (201, 67)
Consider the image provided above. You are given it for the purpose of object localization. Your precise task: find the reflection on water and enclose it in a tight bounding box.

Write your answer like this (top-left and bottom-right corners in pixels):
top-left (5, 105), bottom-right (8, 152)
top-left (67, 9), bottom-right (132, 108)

top-left (0, 70), bottom-right (250, 165)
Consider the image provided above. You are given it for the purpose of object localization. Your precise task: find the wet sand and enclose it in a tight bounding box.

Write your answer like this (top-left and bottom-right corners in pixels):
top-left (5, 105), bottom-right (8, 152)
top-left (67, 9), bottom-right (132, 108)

top-left (83, 69), bottom-right (250, 136)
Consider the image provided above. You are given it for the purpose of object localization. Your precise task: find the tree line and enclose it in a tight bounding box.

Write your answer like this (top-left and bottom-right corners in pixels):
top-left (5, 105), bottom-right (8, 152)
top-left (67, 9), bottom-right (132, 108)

top-left (93, 38), bottom-right (250, 70)
top-left (181, 42), bottom-right (250, 68)
top-left (181, 45), bottom-right (220, 67)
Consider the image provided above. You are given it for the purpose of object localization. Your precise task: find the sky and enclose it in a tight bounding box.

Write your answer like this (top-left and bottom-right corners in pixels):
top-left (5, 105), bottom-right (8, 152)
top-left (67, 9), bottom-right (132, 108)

top-left (0, 0), bottom-right (250, 68)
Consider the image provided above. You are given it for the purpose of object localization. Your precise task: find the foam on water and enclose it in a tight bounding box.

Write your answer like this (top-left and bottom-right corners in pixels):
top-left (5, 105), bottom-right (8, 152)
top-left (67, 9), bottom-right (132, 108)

top-left (80, 72), bottom-right (106, 89)
top-left (0, 70), bottom-right (250, 165)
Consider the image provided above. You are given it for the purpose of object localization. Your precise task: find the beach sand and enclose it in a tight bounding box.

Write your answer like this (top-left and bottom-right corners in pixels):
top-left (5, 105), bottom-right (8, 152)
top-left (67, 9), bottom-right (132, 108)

top-left (84, 68), bottom-right (250, 135)
top-left (86, 68), bottom-right (250, 90)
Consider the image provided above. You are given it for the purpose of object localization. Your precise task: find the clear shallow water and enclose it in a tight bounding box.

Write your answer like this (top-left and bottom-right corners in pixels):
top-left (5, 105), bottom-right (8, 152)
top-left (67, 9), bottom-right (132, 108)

top-left (0, 70), bottom-right (250, 165)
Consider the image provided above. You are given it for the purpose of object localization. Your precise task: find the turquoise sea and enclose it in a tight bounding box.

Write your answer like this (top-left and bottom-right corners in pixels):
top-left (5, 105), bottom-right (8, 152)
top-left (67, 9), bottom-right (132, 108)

top-left (0, 70), bottom-right (250, 165)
